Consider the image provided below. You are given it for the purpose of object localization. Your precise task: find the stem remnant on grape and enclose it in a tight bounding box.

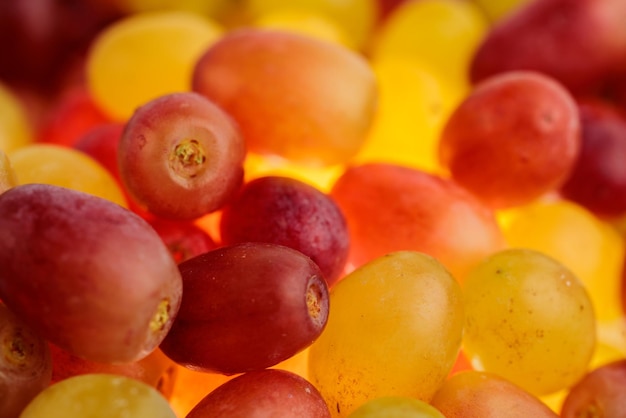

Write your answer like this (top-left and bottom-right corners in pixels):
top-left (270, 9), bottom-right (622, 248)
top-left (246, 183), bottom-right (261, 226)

top-left (150, 298), bottom-right (171, 332)
top-left (170, 139), bottom-right (206, 179)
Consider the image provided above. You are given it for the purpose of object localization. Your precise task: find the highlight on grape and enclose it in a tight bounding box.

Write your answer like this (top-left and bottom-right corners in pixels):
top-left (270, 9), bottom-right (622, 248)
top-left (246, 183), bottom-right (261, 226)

top-left (2, 0), bottom-right (626, 417)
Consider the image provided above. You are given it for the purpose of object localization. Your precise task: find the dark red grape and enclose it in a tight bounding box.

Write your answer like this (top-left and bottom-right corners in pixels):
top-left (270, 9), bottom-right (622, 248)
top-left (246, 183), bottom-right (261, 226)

top-left (118, 92), bottom-right (246, 220)
top-left (187, 369), bottom-right (331, 418)
top-left (561, 359), bottom-right (626, 418)
top-left (0, 183), bottom-right (182, 363)
top-left (0, 302), bottom-right (52, 418)
top-left (160, 242), bottom-right (329, 375)
top-left (220, 176), bottom-right (349, 286)
top-left (559, 99), bottom-right (626, 218)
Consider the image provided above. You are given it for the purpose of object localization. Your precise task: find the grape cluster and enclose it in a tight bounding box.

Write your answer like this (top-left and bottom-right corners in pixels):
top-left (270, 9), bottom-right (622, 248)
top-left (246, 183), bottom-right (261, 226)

top-left (2, 0), bottom-right (626, 417)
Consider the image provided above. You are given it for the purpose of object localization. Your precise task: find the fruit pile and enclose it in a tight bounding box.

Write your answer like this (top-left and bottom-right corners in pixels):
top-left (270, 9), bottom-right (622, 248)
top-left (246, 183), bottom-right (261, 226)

top-left (2, 0), bottom-right (626, 417)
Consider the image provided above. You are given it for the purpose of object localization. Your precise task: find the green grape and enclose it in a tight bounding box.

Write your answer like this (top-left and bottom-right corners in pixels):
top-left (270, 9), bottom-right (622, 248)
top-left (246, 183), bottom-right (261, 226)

top-left (347, 397), bottom-right (445, 418)
top-left (87, 11), bottom-right (223, 120)
top-left (462, 248), bottom-right (596, 397)
top-left (371, 0), bottom-right (488, 101)
top-left (19, 374), bottom-right (176, 418)
top-left (308, 251), bottom-right (464, 417)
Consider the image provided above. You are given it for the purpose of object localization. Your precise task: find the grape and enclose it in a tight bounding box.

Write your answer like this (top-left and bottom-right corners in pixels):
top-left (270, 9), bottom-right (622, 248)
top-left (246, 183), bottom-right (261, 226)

top-left (148, 218), bottom-right (218, 264)
top-left (169, 366), bottom-right (234, 417)
top-left (308, 251), bottom-right (464, 417)
top-left (19, 374), bottom-right (177, 418)
top-left (473, 0), bottom-right (532, 22)
top-left (117, 92), bottom-right (246, 220)
top-left (36, 88), bottom-right (112, 147)
top-left (559, 100), bottom-right (626, 218)
top-left (439, 71), bottom-right (580, 209)
top-left (462, 248), bottom-right (596, 396)
top-left (501, 199), bottom-right (625, 324)
top-left (0, 184), bottom-right (182, 363)
top-left (192, 28), bottom-right (378, 166)
top-left (346, 397), bottom-right (445, 418)
top-left (243, 0), bottom-right (377, 50)
top-left (430, 371), bottom-right (558, 417)
top-left (0, 149), bottom-right (17, 194)
top-left (470, 0), bottom-right (626, 95)
top-left (187, 369), bottom-right (331, 418)
top-left (73, 123), bottom-right (125, 184)
top-left (560, 359), bottom-right (626, 418)
top-left (370, 0), bottom-right (488, 102)
top-left (220, 175), bottom-right (349, 286)
top-left (160, 242), bottom-right (329, 375)
top-left (0, 302), bottom-right (52, 418)
top-left (50, 345), bottom-right (177, 398)
top-left (330, 163), bottom-right (504, 281)
top-left (9, 143), bottom-right (128, 207)
top-left (0, 82), bottom-right (33, 153)
top-left (86, 10), bottom-right (223, 120)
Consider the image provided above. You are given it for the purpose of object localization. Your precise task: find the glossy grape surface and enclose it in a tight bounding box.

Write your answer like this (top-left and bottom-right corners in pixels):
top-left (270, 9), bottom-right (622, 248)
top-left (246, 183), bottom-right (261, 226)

top-left (462, 248), bottom-right (596, 396)
top-left (160, 242), bottom-right (329, 375)
top-left (118, 92), bottom-right (246, 220)
top-left (308, 251), bottom-right (464, 417)
top-left (0, 184), bottom-right (182, 363)
top-left (19, 374), bottom-right (177, 418)
top-left (346, 397), bottom-right (445, 418)
top-left (439, 71), bottom-right (580, 209)
top-left (220, 175), bottom-right (349, 286)
top-left (187, 369), bottom-right (331, 418)
top-left (193, 28), bottom-right (377, 166)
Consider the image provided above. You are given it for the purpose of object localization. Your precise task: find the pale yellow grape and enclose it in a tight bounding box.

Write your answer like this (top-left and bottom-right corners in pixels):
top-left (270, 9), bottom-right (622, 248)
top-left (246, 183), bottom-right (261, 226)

top-left (347, 397), bottom-right (446, 418)
top-left (253, 9), bottom-right (351, 48)
top-left (0, 149), bottom-right (17, 194)
top-left (20, 374), bottom-right (176, 418)
top-left (113, 0), bottom-right (233, 18)
top-left (500, 200), bottom-right (625, 324)
top-left (308, 251), bottom-right (464, 417)
top-left (9, 144), bottom-right (127, 207)
top-left (352, 57), bottom-right (450, 174)
top-left (244, 0), bottom-right (377, 50)
top-left (463, 248), bottom-right (596, 397)
top-left (0, 83), bottom-right (32, 153)
top-left (371, 0), bottom-right (488, 100)
top-left (87, 11), bottom-right (222, 120)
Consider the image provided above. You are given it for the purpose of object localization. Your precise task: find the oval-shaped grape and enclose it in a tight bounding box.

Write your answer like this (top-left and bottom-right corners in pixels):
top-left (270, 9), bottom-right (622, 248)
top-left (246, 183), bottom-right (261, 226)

top-left (193, 28), bottom-right (377, 166)
top-left (19, 374), bottom-right (177, 418)
top-left (118, 92), bottom-right (246, 220)
top-left (462, 248), bottom-right (596, 396)
top-left (220, 176), bottom-right (349, 286)
top-left (187, 369), bottom-right (331, 418)
top-left (160, 242), bottom-right (329, 375)
top-left (308, 251), bottom-right (464, 417)
top-left (430, 371), bottom-right (558, 417)
top-left (561, 359), bottom-right (626, 418)
top-left (0, 302), bottom-right (52, 418)
top-left (0, 184), bottom-right (182, 363)
top-left (439, 71), bottom-right (580, 209)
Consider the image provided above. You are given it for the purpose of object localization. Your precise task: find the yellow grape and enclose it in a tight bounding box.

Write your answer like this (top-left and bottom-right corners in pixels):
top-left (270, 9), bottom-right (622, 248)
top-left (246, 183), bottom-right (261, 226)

top-left (0, 149), bottom-right (17, 194)
top-left (244, 0), bottom-right (377, 50)
top-left (500, 199), bottom-right (625, 324)
top-left (112, 0), bottom-right (233, 18)
top-left (347, 397), bottom-right (445, 418)
top-left (462, 248), bottom-right (596, 397)
top-left (9, 144), bottom-right (127, 207)
top-left (253, 9), bottom-right (351, 47)
top-left (352, 57), bottom-right (449, 173)
top-left (308, 251), bottom-right (464, 417)
top-left (371, 0), bottom-right (488, 102)
top-left (473, 0), bottom-right (533, 22)
top-left (87, 11), bottom-right (223, 120)
top-left (19, 374), bottom-right (176, 418)
top-left (0, 83), bottom-right (32, 154)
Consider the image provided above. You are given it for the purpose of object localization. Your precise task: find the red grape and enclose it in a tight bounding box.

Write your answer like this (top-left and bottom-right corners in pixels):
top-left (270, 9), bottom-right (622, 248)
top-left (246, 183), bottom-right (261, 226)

top-left (439, 71), bottom-right (580, 209)
top-left (220, 176), bottom-right (349, 286)
top-left (118, 92), bottom-right (246, 220)
top-left (187, 369), bottom-right (331, 418)
top-left (148, 218), bottom-right (219, 264)
top-left (160, 242), bottom-right (329, 375)
top-left (0, 302), bottom-right (52, 418)
top-left (0, 184), bottom-right (182, 363)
